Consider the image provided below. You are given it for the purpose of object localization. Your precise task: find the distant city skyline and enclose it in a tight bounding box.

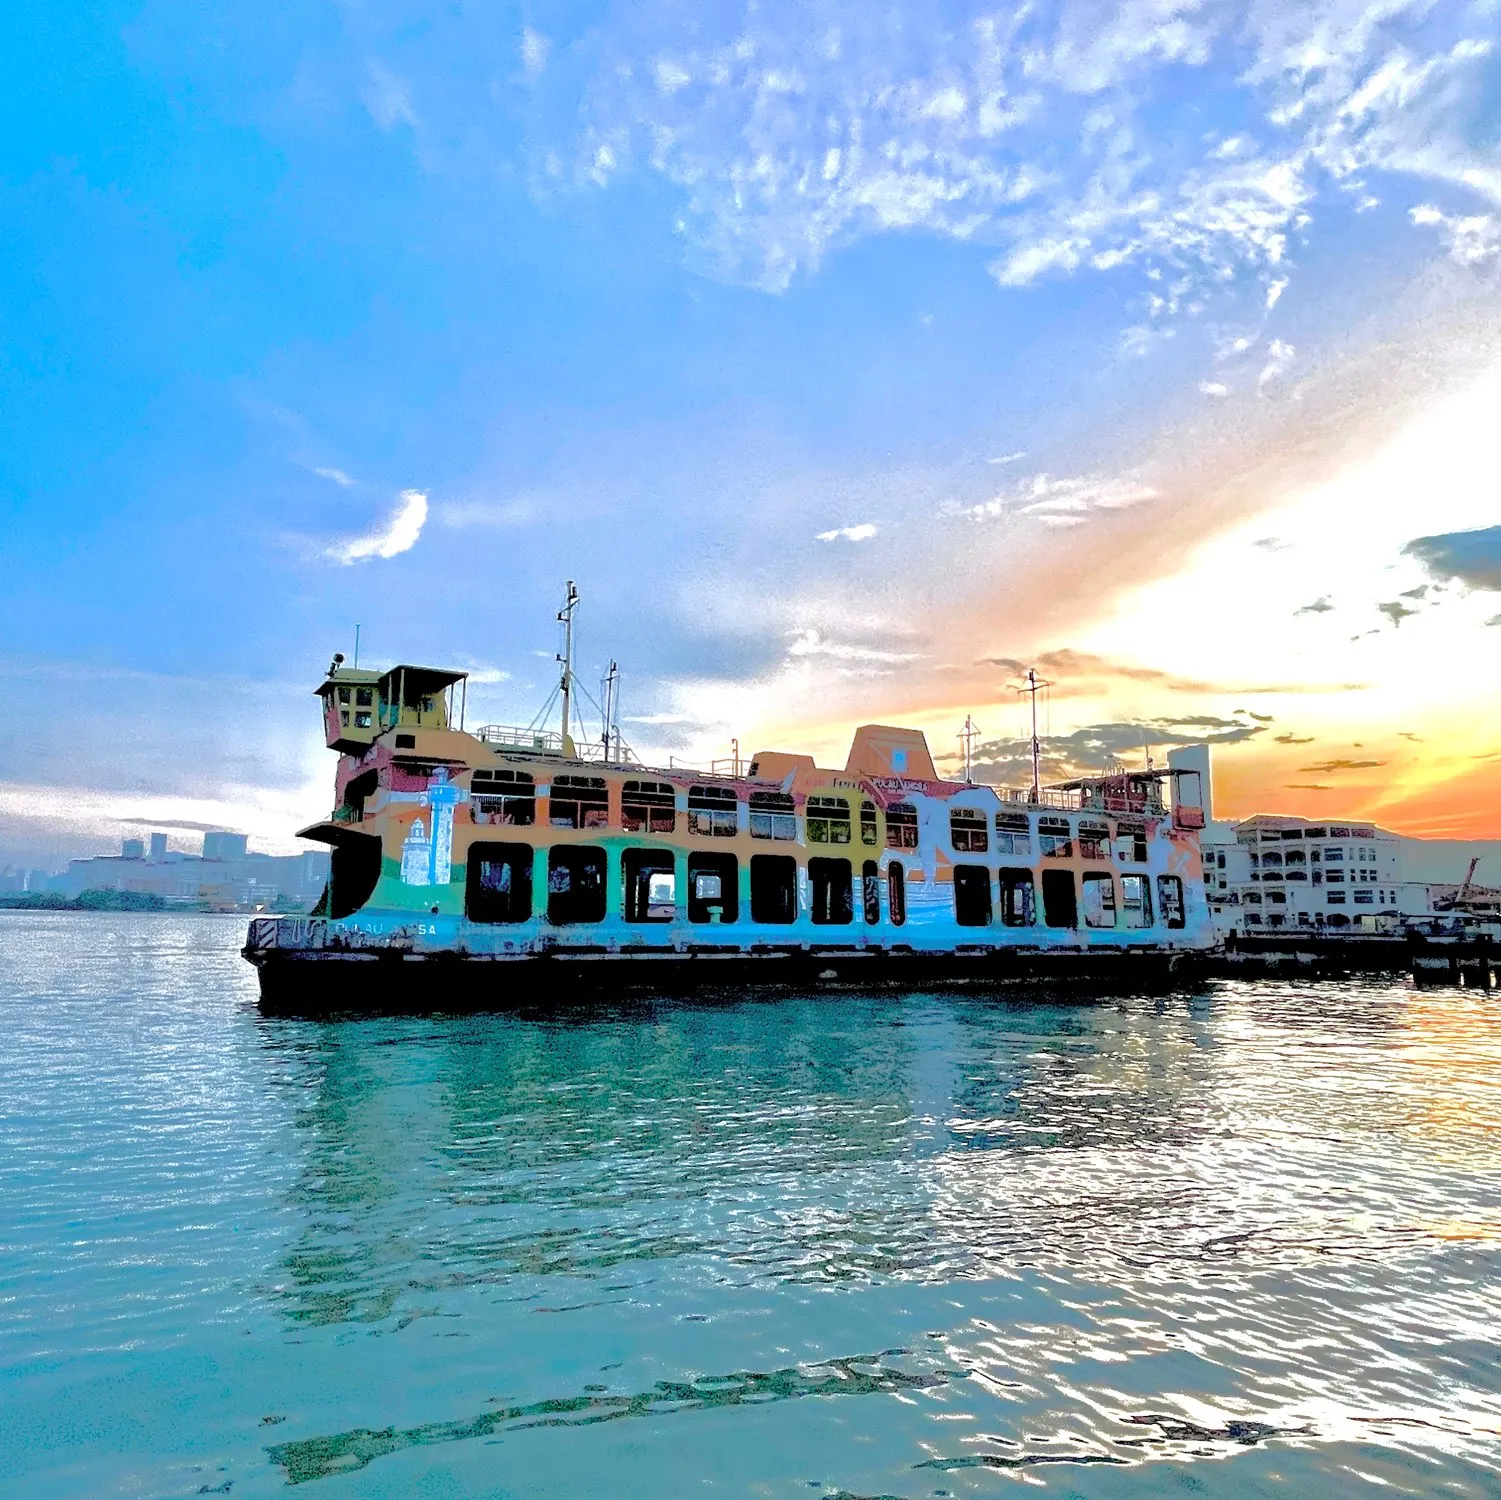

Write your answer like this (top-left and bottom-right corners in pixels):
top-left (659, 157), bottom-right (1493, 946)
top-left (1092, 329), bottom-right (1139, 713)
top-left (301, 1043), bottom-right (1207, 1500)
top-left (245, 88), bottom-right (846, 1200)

top-left (4, 0), bottom-right (1501, 862)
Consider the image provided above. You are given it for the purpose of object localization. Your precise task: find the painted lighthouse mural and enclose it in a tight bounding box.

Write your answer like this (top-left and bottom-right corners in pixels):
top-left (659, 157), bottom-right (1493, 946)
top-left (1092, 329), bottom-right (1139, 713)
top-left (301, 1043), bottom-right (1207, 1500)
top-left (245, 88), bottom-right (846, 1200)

top-left (399, 766), bottom-right (462, 887)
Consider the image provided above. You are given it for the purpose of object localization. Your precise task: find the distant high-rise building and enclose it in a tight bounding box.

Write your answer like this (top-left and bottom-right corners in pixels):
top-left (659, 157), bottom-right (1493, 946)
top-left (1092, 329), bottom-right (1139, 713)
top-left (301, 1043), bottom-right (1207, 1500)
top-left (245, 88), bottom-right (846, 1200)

top-left (148, 832), bottom-right (168, 860)
top-left (202, 831), bottom-right (249, 860)
top-left (122, 838), bottom-right (145, 860)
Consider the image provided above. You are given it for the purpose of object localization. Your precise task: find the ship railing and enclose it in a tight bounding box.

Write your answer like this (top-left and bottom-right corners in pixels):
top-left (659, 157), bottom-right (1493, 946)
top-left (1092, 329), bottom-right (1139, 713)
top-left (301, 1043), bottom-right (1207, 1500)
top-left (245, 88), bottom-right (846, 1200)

top-left (476, 725), bottom-right (564, 754)
top-left (995, 786), bottom-right (1082, 810)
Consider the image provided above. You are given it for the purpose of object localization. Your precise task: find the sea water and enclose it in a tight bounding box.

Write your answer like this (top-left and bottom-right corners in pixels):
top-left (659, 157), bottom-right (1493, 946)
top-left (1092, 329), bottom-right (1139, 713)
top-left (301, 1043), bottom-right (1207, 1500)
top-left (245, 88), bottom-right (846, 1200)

top-left (1, 910), bottom-right (1499, 1498)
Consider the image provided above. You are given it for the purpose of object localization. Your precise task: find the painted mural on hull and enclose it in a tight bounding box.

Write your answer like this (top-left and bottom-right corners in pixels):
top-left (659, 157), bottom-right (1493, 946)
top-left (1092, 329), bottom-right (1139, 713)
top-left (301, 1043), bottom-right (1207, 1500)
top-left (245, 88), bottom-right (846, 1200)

top-left (248, 657), bottom-right (1216, 965)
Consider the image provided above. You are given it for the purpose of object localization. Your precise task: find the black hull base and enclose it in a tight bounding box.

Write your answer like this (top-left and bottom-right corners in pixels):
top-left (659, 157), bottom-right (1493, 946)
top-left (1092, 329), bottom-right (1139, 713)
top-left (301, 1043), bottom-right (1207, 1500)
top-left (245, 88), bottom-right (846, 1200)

top-left (247, 946), bottom-right (1212, 1016)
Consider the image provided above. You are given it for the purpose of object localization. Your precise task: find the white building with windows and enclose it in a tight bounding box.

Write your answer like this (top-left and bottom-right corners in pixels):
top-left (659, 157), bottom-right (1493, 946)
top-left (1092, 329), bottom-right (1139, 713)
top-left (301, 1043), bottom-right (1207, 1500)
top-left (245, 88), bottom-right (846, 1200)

top-left (1202, 814), bottom-right (1422, 934)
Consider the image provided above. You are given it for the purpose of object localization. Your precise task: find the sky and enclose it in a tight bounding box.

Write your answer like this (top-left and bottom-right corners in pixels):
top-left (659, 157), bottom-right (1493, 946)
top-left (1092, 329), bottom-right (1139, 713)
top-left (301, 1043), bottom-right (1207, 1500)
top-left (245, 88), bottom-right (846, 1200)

top-left (3, 0), bottom-right (1501, 866)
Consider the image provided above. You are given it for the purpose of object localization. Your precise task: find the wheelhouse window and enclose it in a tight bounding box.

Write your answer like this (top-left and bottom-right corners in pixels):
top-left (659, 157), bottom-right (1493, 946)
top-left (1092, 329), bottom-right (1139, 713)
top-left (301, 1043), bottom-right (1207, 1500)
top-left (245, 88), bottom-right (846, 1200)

top-left (885, 802), bottom-right (919, 850)
top-left (1120, 873), bottom-right (1152, 928)
top-left (950, 807), bottom-right (989, 853)
top-left (862, 860), bottom-right (881, 924)
top-left (550, 774), bottom-right (608, 830)
top-left (860, 800), bottom-right (878, 847)
top-left (1157, 875), bottom-right (1185, 928)
top-left (1081, 872), bottom-right (1116, 928)
top-left (622, 849), bottom-right (675, 923)
top-left (547, 846), bottom-right (606, 923)
top-left (809, 857), bottom-right (853, 924)
top-left (687, 853), bottom-right (738, 922)
top-left (953, 865), bottom-right (993, 926)
top-left (466, 842), bottom-right (533, 924)
top-left (995, 812), bottom-right (1031, 857)
top-left (806, 796), bottom-right (852, 845)
top-left (688, 785), bottom-right (738, 838)
top-left (1041, 869), bottom-right (1077, 928)
top-left (748, 791), bottom-right (796, 841)
top-left (1078, 821), bottom-right (1110, 861)
top-left (622, 779), bottom-right (676, 834)
top-left (1039, 816), bottom-right (1073, 859)
top-left (749, 854), bottom-right (797, 924)
top-left (888, 863), bottom-right (907, 925)
top-left (471, 769), bottom-right (536, 826)
top-left (999, 869), bottom-right (1035, 927)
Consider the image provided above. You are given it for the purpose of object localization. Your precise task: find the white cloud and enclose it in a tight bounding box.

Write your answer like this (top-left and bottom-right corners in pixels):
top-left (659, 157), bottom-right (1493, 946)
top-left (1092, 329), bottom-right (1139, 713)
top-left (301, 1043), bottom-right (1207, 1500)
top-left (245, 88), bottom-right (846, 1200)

top-left (1199, 380), bottom-right (1229, 398)
top-left (313, 466), bottom-right (355, 487)
top-left (536, 0), bottom-right (1499, 321)
top-left (815, 522), bottom-right (878, 542)
top-left (520, 28), bottom-right (550, 78)
top-left (988, 450), bottom-right (1027, 464)
top-left (785, 628), bottom-right (920, 664)
top-left (435, 498), bottom-right (535, 528)
top-left (363, 60), bottom-right (418, 132)
top-left (326, 489), bottom-right (429, 564)
top-left (1409, 204), bottom-right (1501, 267)
top-left (952, 470), bottom-right (1157, 524)
top-left (1258, 337), bottom-right (1297, 392)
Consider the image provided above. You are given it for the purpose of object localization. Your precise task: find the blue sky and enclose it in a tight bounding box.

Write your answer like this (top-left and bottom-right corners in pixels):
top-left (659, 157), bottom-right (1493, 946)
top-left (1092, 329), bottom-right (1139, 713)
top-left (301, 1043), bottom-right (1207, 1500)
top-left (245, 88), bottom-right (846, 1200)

top-left (4, 0), bottom-right (1501, 863)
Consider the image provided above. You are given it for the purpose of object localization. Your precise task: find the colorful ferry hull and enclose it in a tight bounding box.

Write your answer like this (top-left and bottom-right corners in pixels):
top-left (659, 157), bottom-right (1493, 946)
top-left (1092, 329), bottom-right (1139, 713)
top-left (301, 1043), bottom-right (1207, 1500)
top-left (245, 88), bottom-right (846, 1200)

top-left (244, 661), bottom-right (1216, 1007)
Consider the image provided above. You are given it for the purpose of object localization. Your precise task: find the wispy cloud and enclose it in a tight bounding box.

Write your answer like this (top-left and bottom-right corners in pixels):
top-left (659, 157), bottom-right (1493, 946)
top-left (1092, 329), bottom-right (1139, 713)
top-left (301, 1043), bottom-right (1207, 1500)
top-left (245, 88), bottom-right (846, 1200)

top-left (815, 522), bottom-right (878, 542)
top-left (540, 0), bottom-right (1501, 328)
top-left (948, 471), bottom-right (1156, 525)
top-left (1410, 204), bottom-right (1501, 268)
top-left (435, 498), bottom-right (534, 529)
top-left (313, 466), bottom-right (356, 487)
top-left (325, 489), bottom-right (429, 565)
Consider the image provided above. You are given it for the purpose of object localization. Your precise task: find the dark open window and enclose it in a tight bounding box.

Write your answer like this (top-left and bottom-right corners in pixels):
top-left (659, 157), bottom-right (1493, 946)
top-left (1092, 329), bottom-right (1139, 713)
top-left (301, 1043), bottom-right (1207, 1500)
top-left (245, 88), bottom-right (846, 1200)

top-left (953, 864), bottom-right (993, 926)
top-left (687, 853), bottom-right (738, 922)
top-left (995, 811), bottom-right (1031, 856)
top-left (547, 846), bottom-right (606, 923)
top-left (1081, 872), bottom-right (1116, 928)
top-left (550, 775), bottom-right (608, 830)
top-left (340, 768), bottom-right (378, 823)
top-left (862, 860), bottom-right (881, 924)
top-left (999, 868), bottom-right (1035, 927)
top-left (887, 863), bottom-right (907, 925)
top-left (1114, 820), bottom-right (1147, 862)
top-left (622, 779), bottom-right (675, 834)
top-left (321, 832), bottom-right (382, 918)
top-left (1041, 868), bottom-right (1077, 928)
top-left (1120, 873), bottom-right (1153, 928)
top-left (471, 769), bottom-right (535, 826)
top-left (860, 800), bottom-right (878, 847)
top-left (1039, 816), bottom-right (1073, 859)
top-left (885, 802), bottom-right (919, 850)
top-left (748, 791), bottom-right (796, 841)
top-left (688, 785), bottom-right (738, 837)
top-left (809, 857), bottom-right (853, 924)
top-left (1157, 875), bottom-right (1185, 929)
top-left (466, 842), bottom-right (533, 923)
top-left (806, 796), bottom-right (851, 845)
top-left (1078, 821), bottom-right (1110, 860)
top-left (950, 807), bottom-right (989, 853)
top-left (750, 854), bottom-right (797, 923)
top-left (623, 848), bottom-right (675, 923)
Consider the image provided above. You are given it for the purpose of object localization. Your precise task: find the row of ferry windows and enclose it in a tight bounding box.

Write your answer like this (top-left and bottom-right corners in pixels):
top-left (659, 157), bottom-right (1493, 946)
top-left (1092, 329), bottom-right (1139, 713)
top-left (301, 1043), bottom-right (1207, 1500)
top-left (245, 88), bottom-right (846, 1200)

top-left (466, 842), bottom-right (1186, 930)
top-left (469, 773), bottom-right (1148, 857)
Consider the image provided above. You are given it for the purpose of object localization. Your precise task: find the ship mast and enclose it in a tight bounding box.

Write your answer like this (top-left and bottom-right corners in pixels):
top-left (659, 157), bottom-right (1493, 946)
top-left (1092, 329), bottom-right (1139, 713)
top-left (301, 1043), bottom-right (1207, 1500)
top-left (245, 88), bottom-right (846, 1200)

top-left (557, 580), bottom-right (579, 748)
top-left (1019, 668), bottom-right (1051, 803)
top-left (959, 715), bottom-right (979, 784)
top-left (602, 658), bottom-right (619, 762)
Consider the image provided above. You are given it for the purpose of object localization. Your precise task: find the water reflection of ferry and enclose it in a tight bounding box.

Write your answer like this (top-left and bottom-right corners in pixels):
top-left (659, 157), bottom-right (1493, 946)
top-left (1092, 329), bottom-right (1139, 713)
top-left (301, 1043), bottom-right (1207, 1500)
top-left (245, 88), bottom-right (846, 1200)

top-left (244, 594), bottom-right (1215, 1006)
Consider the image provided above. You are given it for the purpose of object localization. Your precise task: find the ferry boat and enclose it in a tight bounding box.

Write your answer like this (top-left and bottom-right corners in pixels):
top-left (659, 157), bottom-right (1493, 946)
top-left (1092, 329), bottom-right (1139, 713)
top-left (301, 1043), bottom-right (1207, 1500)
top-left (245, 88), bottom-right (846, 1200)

top-left (244, 602), bottom-right (1215, 1006)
